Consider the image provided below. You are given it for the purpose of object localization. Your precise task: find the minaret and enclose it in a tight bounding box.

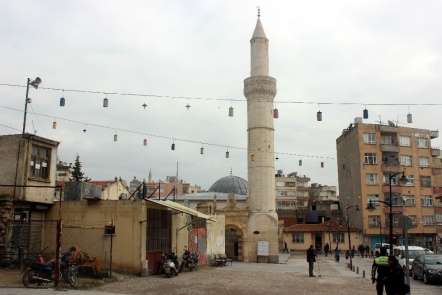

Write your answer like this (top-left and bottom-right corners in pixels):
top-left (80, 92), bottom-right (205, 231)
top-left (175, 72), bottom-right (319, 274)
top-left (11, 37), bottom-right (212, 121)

top-left (243, 13), bottom-right (279, 263)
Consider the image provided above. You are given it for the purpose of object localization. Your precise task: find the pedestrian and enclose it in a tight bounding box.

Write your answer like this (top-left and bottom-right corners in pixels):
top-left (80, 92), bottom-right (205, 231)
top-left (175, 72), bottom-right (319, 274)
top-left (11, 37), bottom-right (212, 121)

top-left (385, 256), bottom-right (409, 295)
top-left (334, 245), bottom-right (340, 263)
top-left (351, 245), bottom-right (356, 258)
top-left (324, 243), bottom-right (330, 257)
top-left (358, 244), bottom-right (364, 257)
top-left (371, 247), bottom-right (389, 295)
top-left (284, 241), bottom-right (288, 253)
top-left (365, 245), bottom-right (370, 258)
top-left (306, 245), bottom-right (317, 277)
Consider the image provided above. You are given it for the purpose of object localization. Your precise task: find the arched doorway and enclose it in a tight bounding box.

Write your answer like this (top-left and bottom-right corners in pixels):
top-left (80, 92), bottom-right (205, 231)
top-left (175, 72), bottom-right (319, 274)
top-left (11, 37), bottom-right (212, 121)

top-left (225, 226), bottom-right (242, 261)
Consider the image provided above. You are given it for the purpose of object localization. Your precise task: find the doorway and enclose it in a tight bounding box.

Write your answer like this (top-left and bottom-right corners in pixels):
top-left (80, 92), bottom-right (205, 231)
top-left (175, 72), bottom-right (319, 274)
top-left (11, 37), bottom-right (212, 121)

top-left (225, 226), bottom-right (242, 261)
top-left (315, 233), bottom-right (322, 252)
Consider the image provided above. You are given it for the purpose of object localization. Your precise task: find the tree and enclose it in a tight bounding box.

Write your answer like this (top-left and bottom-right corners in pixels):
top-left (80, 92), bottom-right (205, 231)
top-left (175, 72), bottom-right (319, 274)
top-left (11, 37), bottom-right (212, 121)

top-left (71, 155), bottom-right (86, 182)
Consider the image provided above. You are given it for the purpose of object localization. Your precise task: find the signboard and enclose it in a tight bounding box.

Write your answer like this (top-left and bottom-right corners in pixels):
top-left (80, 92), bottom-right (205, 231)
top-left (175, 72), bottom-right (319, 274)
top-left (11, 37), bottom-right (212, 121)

top-left (257, 240), bottom-right (269, 256)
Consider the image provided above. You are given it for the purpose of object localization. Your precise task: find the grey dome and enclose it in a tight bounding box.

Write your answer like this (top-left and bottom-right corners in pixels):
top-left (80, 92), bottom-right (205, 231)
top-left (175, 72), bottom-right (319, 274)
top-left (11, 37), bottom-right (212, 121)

top-left (209, 175), bottom-right (248, 195)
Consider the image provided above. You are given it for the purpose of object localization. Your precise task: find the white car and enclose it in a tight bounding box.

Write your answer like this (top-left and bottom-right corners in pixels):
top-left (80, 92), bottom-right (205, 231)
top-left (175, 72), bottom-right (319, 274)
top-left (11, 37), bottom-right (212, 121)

top-left (394, 246), bottom-right (429, 272)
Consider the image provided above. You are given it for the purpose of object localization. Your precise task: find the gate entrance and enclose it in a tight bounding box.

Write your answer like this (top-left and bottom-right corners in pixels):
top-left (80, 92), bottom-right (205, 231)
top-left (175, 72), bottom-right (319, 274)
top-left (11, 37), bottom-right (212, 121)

top-left (225, 226), bottom-right (242, 261)
top-left (146, 208), bottom-right (171, 274)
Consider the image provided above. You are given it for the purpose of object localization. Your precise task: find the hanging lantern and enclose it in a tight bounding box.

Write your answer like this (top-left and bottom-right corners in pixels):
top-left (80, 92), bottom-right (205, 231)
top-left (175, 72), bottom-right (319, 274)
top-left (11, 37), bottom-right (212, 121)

top-left (317, 110), bottom-right (322, 121)
top-left (299, 159), bottom-right (302, 166)
top-left (185, 104), bottom-right (191, 110)
top-left (321, 162), bottom-right (324, 168)
top-left (407, 113), bottom-right (413, 124)
top-left (363, 108), bottom-right (369, 119)
top-left (273, 108), bottom-right (279, 119)
top-left (228, 106), bottom-right (234, 117)
top-left (59, 97), bottom-right (65, 107)
top-left (200, 146), bottom-right (204, 155)
top-left (143, 138), bottom-right (148, 146)
top-left (113, 133), bottom-right (118, 142)
top-left (82, 128), bottom-right (87, 133)
top-left (171, 143), bottom-right (175, 151)
top-left (103, 97), bottom-right (109, 108)
top-left (52, 121), bottom-right (57, 129)
top-left (225, 150), bottom-right (230, 158)
top-left (142, 103), bottom-right (148, 109)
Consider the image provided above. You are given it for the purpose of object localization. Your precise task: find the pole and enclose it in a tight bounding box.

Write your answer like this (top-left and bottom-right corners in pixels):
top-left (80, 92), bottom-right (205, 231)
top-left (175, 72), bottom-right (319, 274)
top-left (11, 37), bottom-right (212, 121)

top-left (22, 78), bottom-right (30, 135)
top-left (379, 220), bottom-right (383, 245)
top-left (403, 225), bottom-right (411, 289)
top-left (54, 219), bottom-right (62, 287)
top-left (346, 207), bottom-right (352, 270)
top-left (109, 228), bottom-right (113, 278)
top-left (389, 174), bottom-right (394, 255)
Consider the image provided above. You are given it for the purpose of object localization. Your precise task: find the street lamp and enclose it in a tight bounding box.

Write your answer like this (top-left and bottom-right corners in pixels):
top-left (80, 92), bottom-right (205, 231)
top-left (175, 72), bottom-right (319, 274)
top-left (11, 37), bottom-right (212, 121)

top-left (22, 77), bottom-right (42, 134)
top-left (368, 171), bottom-right (407, 256)
top-left (345, 204), bottom-right (359, 270)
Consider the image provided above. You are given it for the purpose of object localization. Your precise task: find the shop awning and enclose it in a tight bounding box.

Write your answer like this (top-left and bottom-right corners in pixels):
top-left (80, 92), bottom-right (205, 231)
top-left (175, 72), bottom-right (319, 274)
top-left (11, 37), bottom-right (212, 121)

top-left (146, 199), bottom-right (216, 221)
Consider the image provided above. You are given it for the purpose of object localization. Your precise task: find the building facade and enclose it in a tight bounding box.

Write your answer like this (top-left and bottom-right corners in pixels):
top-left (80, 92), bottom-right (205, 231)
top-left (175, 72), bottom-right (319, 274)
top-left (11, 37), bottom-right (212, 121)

top-left (337, 122), bottom-right (440, 249)
top-left (0, 133), bottom-right (59, 263)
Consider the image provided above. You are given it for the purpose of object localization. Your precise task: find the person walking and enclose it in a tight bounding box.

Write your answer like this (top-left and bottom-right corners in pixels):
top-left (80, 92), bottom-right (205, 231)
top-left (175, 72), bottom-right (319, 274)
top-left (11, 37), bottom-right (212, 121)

top-left (371, 247), bottom-right (389, 295)
top-left (306, 245), bottom-right (317, 277)
top-left (365, 245), bottom-right (370, 258)
top-left (334, 245), bottom-right (340, 262)
top-left (385, 256), bottom-right (408, 295)
top-left (324, 243), bottom-right (330, 257)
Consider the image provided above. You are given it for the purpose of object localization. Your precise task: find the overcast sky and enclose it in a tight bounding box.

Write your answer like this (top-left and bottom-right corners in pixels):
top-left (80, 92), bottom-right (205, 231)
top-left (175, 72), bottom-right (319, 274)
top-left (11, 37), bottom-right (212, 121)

top-left (1, 0), bottom-right (441, 190)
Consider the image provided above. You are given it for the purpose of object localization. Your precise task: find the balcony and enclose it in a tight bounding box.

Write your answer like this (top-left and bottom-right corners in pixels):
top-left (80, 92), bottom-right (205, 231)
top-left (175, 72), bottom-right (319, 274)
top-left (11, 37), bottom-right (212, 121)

top-left (432, 148), bottom-right (441, 157)
top-left (382, 162), bottom-right (401, 173)
top-left (381, 144), bottom-right (399, 153)
top-left (380, 125), bottom-right (398, 133)
top-left (431, 130), bottom-right (439, 139)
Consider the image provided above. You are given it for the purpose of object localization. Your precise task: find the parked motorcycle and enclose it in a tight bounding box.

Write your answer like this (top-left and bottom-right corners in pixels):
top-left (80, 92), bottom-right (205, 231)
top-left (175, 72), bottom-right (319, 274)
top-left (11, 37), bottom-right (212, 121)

top-left (22, 249), bottom-right (79, 288)
top-left (159, 253), bottom-right (179, 278)
top-left (180, 250), bottom-right (199, 272)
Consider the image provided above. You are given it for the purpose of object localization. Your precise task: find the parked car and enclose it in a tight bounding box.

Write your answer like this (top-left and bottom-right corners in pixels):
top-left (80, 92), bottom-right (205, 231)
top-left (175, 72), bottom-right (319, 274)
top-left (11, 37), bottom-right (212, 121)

top-left (411, 254), bottom-right (442, 284)
top-left (393, 246), bottom-right (427, 273)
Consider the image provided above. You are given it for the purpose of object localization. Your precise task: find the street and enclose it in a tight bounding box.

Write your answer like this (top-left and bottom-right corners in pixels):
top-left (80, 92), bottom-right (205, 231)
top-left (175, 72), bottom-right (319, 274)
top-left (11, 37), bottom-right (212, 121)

top-left (1, 255), bottom-right (440, 295)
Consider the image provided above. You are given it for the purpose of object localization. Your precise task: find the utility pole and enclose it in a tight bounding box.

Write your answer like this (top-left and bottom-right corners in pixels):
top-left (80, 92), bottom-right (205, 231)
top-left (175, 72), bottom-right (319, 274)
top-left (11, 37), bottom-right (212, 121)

top-left (22, 77), bottom-right (41, 134)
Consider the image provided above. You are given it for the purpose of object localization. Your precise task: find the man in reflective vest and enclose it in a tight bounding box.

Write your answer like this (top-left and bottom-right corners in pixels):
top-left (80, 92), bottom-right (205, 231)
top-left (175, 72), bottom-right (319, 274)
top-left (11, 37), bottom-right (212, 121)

top-left (371, 247), bottom-right (389, 295)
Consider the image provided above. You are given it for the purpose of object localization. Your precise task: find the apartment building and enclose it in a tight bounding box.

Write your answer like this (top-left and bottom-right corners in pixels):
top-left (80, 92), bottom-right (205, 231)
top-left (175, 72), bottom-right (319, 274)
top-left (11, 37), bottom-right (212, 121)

top-left (337, 121), bottom-right (439, 250)
top-left (275, 171), bottom-right (310, 218)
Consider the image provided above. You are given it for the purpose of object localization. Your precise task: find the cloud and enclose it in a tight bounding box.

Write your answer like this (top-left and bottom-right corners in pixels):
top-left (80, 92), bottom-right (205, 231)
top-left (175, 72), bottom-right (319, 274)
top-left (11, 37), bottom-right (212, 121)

top-left (0, 0), bottom-right (441, 189)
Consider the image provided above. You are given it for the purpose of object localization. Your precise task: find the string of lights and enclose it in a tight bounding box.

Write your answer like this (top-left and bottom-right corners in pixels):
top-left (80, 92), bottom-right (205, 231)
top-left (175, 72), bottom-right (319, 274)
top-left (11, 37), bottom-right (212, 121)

top-left (1, 82), bottom-right (442, 106)
top-left (0, 104), bottom-right (335, 161)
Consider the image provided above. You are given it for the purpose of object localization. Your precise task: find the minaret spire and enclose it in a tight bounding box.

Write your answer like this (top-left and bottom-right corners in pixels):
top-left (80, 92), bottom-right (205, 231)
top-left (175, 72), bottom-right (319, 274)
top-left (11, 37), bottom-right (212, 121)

top-left (250, 13), bottom-right (268, 76)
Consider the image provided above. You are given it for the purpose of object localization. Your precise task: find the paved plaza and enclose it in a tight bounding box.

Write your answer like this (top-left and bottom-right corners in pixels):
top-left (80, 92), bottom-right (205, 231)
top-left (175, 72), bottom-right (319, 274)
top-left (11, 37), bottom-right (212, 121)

top-left (1, 256), bottom-right (441, 295)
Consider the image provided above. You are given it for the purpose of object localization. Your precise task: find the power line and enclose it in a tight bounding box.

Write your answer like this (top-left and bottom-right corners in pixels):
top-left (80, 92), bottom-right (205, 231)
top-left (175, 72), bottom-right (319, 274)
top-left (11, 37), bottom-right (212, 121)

top-left (1, 82), bottom-right (442, 106)
top-left (0, 104), bottom-right (335, 160)
top-left (0, 123), bottom-right (21, 132)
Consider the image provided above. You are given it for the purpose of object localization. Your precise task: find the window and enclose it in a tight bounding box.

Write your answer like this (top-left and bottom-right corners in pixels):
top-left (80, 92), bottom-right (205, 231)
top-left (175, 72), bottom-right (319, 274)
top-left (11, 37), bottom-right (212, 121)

top-left (30, 145), bottom-right (50, 179)
top-left (363, 133), bottom-right (376, 144)
top-left (399, 155), bottom-right (412, 166)
top-left (419, 157), bottom-right (429, 168)
top-left (367, 194), bottom-right (379, 207)
top-left (366, 173), bottom-right (378, 185)
top-left (276, 182), bottom-right (285, 187)
top-left (292, 233), bottom-right (304, 243)
top-left (399, 136), bottom-right (411, 147)
top-left (436, 214), bottom-right (442, 225)
top-left (364, 153), bottom-right (377, 165)
top-left (421, 196), bottom-right (433, 207)
top-left (408, 215), bottom-right (417, 227)
top-left (381, 135), bottom-right (393, 145)
top-left (420, 176), bottom-right (432, 187)
top-left (332, 232), bottom-right (345, 243)
top-left (402, 195), bottom-right (416, 207)
top-left (385, 193), bottom-right (404, 206)
top-left (385, 214), bottom-right (401, 227)
top-left (368, 216), bottom-right (380, 227)
top-left (416, 137), bottom-right (429, 148)
top-left (403, 175), bottom-right (414, 186)
top-left (384, 173), bottom-right (398, 185)
top-left (423, 216), bottom-right (434, 225)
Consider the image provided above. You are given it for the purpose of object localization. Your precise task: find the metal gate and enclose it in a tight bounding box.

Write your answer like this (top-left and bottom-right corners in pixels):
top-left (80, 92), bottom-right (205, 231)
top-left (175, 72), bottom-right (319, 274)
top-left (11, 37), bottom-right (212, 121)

top-left (146, 208), bottom-right (171, 274)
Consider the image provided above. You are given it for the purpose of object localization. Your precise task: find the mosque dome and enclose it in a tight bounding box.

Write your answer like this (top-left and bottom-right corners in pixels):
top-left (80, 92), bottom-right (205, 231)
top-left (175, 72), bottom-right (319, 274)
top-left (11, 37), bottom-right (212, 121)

top-left (208, 175), bottom-right (248, 195)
